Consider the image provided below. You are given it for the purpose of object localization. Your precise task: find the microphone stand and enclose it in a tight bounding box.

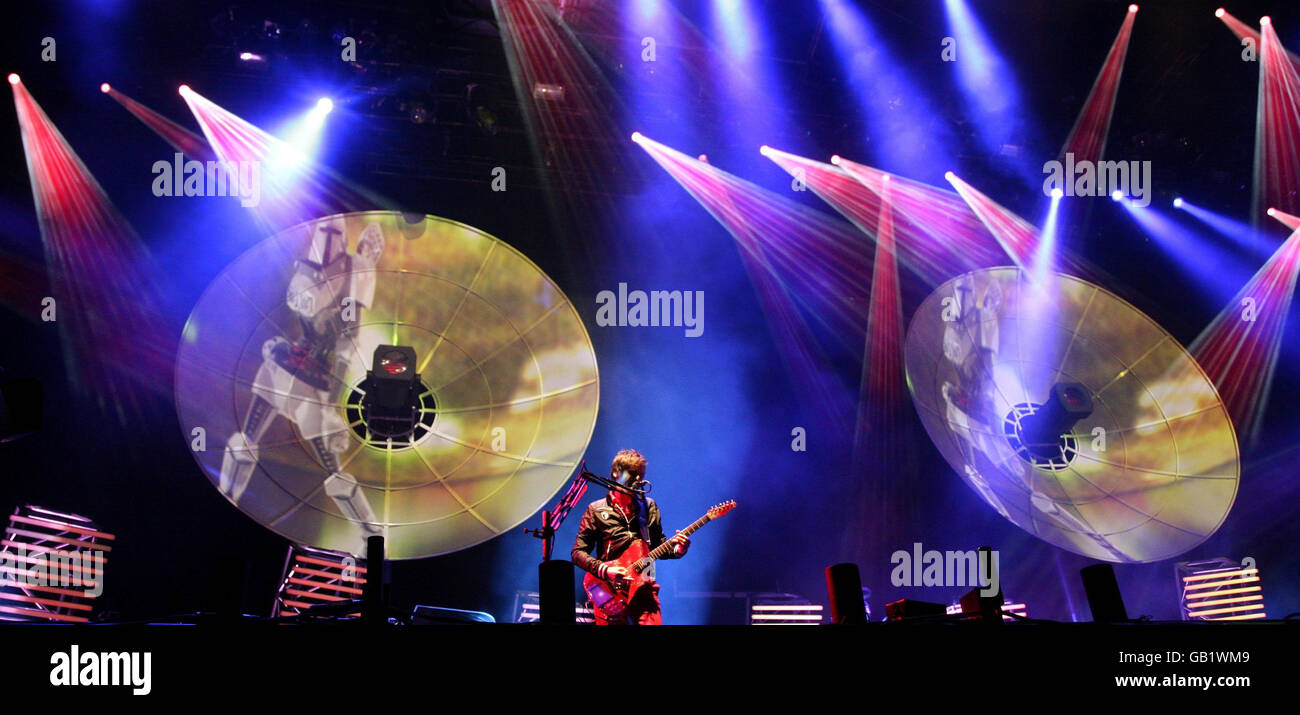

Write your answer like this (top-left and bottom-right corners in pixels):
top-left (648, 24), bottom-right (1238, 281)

top-left (580, 470), bottom-right (648, 499)
top-left (524, 461), bottom-right (649, 561)
top-left (523, 461), bottom-right (648, 624)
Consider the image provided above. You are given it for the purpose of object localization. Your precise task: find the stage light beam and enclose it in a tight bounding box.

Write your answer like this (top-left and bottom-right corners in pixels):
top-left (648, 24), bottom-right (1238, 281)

top-left (634, 133), bottom-right (871, 426)
top-left (1250, 14), bottom-right (1300, 219)
top-left (492, 0), bottom-right (630, 213)
top-left (1268, 207), bottom-right (1300, 230)
top-left (942, 0), bottom-right (1034, 180)
top-left (818, 0), bottom-right (955, 180)
top-left (766, 148), bottom-right (1026, 286)
top-left (1191, 227), bottom-right (1300, 448)
top-left (1177, 198), bottom-right (1278, 259)
top-left (1058, 6), bottom-right (1138, 163)
top-left (1118, 200), bottom-right (1252, 305)
top-left (178, 85), bottom-right (372, 229)
top-left (1034, 187), bottom-right (1065, 283)
top-left (945, 171), bottom-right (1041, 271)
top-left (101, 84), bottom-right (216, 163)
top-left (9, 78), bottom-right (172, 417)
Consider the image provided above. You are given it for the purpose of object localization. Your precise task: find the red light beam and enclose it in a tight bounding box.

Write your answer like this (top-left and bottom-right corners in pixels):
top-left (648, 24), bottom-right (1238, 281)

top-left (102, 84), bottom-right (215, 162)
top-left (1190, 228), bottom-right (1300, 448)
top-left (776, 149), bottom-right (1009, 285)
top-left (634, 133), bottom-right (873, 426)
top-left (178, 85), bottom-right (376, 231)
top-left (10, 79), bottom-right (172, 417)
top-left (1267, 206), bottom-right (1300, 229)
top-left (856, 174), bottom-right (904, 425)
top-left (1216, 9), bottom-right (1300, 70)
top-left (1059, 6), bottom-right (1138, 163)
top-left (492, 0), bottom-right (627, 197)
top-left (945, 172), bottom-right (1041, 272)
top-left (1252, 17), bottom-right (1300, 220)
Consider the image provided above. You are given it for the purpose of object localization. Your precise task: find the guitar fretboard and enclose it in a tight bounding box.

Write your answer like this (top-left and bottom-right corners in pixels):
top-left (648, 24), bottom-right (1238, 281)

top-left (645, 512), bottom-right (713, 562)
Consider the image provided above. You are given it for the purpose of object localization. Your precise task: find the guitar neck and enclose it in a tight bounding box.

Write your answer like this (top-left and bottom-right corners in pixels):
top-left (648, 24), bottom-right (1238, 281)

top-left (645, 512), bottom-right (712, 561)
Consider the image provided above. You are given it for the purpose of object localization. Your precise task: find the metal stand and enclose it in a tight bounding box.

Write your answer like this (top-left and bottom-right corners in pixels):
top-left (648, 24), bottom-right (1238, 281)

top-left (525, 461), bottom-right (637, 623)
top-left (524, 462), bottom-right (591, 561)
top-left (363, 535), bottom-right (386, 625)
top-left (538, 560), bottom-right (576, 624)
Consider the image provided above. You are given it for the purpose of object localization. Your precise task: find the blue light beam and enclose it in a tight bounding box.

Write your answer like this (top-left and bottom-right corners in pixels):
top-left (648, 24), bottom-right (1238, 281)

top-left (817, 0), bottom-right (956, 182)
top-left (1176, 198), bottom-right (1278, 260)
top-left (942, 0), bottom-right (1034, 176)
top-left (1118, 200), bottom-right (1254, 305)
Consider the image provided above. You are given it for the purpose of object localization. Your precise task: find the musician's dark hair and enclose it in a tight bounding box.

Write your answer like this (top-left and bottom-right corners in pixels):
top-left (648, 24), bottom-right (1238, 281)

top-left (610, 449), bottom-right (647, 478)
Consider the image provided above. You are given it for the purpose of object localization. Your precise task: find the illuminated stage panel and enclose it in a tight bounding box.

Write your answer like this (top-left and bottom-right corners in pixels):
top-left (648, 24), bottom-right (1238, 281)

top-left (1178, 559), bottom-right (1268, 621)
top-left (175, 212), bottom-right (599, 559)
top-left (0, 507), bottom-right (115, 624)
top-left (904, 268), bottom-right (1239, 563)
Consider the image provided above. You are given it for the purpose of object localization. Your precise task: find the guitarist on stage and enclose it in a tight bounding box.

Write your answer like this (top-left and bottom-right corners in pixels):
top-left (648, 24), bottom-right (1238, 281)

top-left (571, 449), bottom-right (690, 625)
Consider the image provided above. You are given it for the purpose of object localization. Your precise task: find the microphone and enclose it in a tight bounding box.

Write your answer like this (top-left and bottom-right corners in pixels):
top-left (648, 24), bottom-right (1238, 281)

top-left (577, 463), bottom-right (648, 496)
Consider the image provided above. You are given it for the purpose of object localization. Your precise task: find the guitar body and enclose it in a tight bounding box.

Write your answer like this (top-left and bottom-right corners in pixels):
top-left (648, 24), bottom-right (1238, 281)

top-left (583, 540), bottom-right (656, 620)
top-left (579, 500), bottom-right (735, 623)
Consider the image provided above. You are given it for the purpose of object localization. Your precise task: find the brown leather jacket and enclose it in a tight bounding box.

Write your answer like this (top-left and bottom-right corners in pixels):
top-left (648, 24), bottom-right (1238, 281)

top-left (570, 496), bottom-right (681, 578)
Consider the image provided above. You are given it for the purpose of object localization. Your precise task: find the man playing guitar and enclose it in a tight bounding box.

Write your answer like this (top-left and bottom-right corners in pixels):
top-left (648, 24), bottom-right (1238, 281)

top-left (571, 449), bottom-right (689, 625)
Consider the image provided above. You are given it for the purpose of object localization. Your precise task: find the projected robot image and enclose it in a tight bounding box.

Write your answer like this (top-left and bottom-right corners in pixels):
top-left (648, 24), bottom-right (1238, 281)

top-left (218, 216), bottom-right (386, 552)
top-left (176, 211), bottom-right (600, 558)
top-left (907, 267), bottom-right (1239, 563)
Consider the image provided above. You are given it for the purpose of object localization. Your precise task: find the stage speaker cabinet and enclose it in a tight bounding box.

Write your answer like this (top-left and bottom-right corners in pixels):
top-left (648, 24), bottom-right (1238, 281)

top-left (825, 563), bottom-right (867, 624)
top-left (1081, 563), bottom-right (1128, 622)
top-left (959, 589), bottom-right (1002, 623)
top-left (884, 599), bottom-right (947, 621)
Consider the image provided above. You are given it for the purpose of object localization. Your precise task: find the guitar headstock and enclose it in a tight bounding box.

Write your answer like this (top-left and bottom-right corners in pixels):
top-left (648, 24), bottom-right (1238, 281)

top-left (707, 500), bottom-right (736, 519)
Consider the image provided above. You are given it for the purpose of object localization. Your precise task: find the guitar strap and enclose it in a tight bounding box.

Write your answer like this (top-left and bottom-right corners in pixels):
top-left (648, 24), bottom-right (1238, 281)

top-left (634, 494), bottom-right (650, 544)
top-left (634, 493), bottom-right (656, 583)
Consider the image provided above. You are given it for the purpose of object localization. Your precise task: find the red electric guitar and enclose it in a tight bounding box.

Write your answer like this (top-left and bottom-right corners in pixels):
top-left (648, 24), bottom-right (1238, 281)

top-left (583, 500), bottom-right (736, 620)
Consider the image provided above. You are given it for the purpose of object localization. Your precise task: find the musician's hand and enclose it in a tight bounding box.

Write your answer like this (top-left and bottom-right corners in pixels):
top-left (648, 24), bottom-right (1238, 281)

top-left (670, 531), bottom-right (690, 556)
top-left (604, 564), bottom-right (628, 581)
